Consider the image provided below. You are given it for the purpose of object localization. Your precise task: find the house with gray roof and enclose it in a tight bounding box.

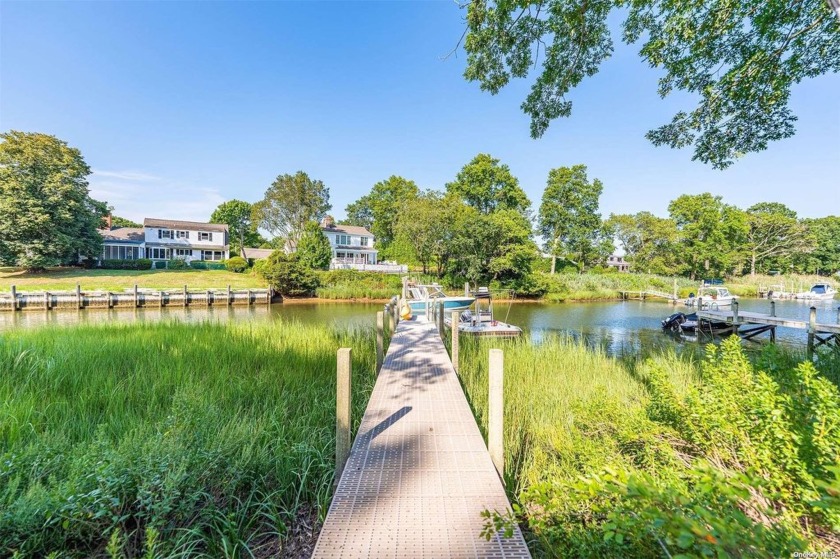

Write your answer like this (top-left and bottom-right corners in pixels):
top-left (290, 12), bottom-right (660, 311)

top-left (319, 216), bottom-right (378, 268)
top-left (98, 216), bottom-right (229, 263)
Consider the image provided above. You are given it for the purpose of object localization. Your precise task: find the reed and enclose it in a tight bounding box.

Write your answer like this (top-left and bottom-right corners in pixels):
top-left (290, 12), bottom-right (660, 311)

top-left (0, 320), bottom-right (376, 557)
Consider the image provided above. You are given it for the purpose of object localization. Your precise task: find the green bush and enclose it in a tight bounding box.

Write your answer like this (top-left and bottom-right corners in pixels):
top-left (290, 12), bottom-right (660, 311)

top-left (255, 252), bottom-right (319, 297)
top-left (225, 256), bottom-right (248, 273)
top-left (166, 258), bottom-right (188, 270)
top-left (189, 261), bottom-right (226, 270)
top-left (100, 259), bottom-right (152, 270)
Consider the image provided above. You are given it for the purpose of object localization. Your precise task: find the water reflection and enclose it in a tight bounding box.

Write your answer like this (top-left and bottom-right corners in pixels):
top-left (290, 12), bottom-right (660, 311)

top-left (1, 298), bottom-right (836, 358)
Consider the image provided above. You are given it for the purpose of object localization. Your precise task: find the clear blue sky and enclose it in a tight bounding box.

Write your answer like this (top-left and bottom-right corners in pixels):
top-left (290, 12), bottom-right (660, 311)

top-left (2, 1), bottom-right (838, 225)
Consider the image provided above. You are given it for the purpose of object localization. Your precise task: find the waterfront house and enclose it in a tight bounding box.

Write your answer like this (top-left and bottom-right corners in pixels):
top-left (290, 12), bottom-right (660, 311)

top-left (320, 216), bottom-right (378, 267)
top-left (606, 254), bottom-right (630, 272)
top-left (98, 216), bottom-right (229, 263)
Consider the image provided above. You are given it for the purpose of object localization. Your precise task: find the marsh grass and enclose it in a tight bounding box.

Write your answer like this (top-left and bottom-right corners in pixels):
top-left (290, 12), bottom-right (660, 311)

top-left (0, 320), bottom-right (377, 557)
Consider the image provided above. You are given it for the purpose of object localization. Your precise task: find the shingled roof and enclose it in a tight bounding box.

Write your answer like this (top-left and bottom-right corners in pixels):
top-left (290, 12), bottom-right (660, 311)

top-left (320, 224), bottom-right (373, 236)
top-left (144, 218), bottom-right (228, 232)
top-left (99, 227), bottom-right (145, 243)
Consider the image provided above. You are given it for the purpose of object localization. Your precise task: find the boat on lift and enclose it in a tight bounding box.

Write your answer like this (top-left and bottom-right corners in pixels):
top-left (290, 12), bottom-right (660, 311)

top-left (405, 282), bottom-right (474, 316)
top-left (447, 287), bottom-right (522, 337)
top-left (794, 283), bottom-right (837, 301)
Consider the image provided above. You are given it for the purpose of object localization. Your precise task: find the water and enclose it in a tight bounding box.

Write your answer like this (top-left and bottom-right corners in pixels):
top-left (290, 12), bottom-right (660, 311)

top-left (1, 298), bottom-right (837, 356)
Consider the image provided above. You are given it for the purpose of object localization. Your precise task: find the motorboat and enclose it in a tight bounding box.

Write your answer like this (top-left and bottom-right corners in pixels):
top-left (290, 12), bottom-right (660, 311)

top-left (661, 311), bottom-right (730, 335)
top-left (794, 283), bottom-right (837, 301)
top-left (405, 283), bottom-right (474, 316)
top-left (684, 286), bottom-right (738, 309)
top-left (448, 287), bottom-right (522, 337)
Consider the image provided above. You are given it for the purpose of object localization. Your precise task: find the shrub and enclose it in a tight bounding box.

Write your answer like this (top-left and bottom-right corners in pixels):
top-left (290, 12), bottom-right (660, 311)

top-left (167, 258), bottom-right (188, 270)
top-left (189, 261), bottom-right (226, 270)
top-left (255, 252), bottom-right (319, 297)
top-left (225, 256), bottom-right (248, 273)
top-left (100, 259), bottom-right (152, 270)
top-left (296, 221), bottom-right (332, 270)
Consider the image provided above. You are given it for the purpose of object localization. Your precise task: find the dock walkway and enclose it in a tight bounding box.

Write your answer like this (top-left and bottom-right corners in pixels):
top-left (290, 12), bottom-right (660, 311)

top-left (312, 318), bottom-right (530, 558)
top-left (698, 309), bottom-right (840, 334)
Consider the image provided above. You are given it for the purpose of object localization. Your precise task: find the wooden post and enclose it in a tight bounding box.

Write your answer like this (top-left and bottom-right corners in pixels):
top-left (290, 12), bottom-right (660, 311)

top-left (44, 291), bottom-right (49, 310)
top-left (697, 296), bottom-right (703, 311)
top-left (10, 285), bottom-right (16, 311)
top-left (437, 301), bottom-right (445, 338)
top-left (336, 348), bottom-right (352, 483)
top-left (206, 289), bottom-right (211, 307)
top-left (732, 300), bottom-right (739, 334)
top-left (247, 289), bottom-right (252, 305)
top-left (807, 306), bottom-right (817, 357)
top-left (376, 311), bottom-right (384, 374)
top-left (134, 284), bottom-right (139, 308)
top-left (76, 284), bottom-right (82, 309)
top-left (183, 285), bottom-right (188, 307)
top-left (465, 282), bottom-right (470, 297)
top-left (451, 311), bottom-right (460, 373)
top-left (107, 292), bottom-right (112, 309)
top-left (390, 303), bottom-right (396, 333)
top-left (770, 300), bottom-right (776, 317)
top-left (488, 349), bottom-right (504, 479)
top-left (228, 285), bottom-right (232, 306)
top-left (266, 285), bottom-right (272, 305)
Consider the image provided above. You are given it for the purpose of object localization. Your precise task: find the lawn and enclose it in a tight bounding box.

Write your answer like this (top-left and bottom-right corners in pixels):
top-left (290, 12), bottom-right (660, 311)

top-left (0, 268), bottom-right (267, 292)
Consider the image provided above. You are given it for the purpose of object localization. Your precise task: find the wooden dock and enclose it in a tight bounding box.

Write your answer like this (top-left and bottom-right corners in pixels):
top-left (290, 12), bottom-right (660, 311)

top-left (312, 317), bottom-right (530, 558)
top-left (697, 305), bottom-right (840, 349)
top-left (620, 289), bottom-right (680, 303)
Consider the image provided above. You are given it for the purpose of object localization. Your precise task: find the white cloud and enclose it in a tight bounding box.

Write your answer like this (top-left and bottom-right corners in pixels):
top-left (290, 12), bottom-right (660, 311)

top-left (89, 170), bottom-right (227, 224)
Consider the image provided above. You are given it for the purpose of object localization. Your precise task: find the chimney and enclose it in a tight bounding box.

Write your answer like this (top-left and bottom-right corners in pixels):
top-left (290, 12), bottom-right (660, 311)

top-left (105, 214), bottom-right (112, 230)
top-left (321, 215), bottom-right (335, 229)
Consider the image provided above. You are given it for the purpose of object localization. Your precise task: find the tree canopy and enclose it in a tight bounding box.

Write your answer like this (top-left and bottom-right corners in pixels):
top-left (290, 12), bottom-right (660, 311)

top-left (344, 175), bottom-right (420, 252)
top-left (296, 221), bottom-right (333, 270)
top-left (0, 131), bottom-right (108, 271)
top-left (744, 203), bottom-right (810, 275)
top-left (210, 199), bottom-right (265, 257)
top-left (446, 153), bottom-right (530, 215)
top-left (253, 171), bottom-right (330, 251)
top-left (462, 0), bottom-right (840, 168)
top-left (110, 215), bottom-right (141, 228)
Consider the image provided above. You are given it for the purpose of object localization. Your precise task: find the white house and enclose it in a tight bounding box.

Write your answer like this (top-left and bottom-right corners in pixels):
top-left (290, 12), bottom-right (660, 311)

top-left (98, 217), bottom-right (229, 263)
top-left (320, 217), bottom-right (378, 266)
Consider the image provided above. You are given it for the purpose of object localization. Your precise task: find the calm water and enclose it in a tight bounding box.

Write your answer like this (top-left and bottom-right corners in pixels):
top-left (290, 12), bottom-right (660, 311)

top-left (2, 297), bottom-right (837, 355)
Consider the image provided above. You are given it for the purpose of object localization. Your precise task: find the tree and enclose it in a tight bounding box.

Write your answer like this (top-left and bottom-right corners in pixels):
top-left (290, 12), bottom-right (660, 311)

top-left (254, 251), bottom-right (319, 297)
top-left (110, 215), bottom-right (141, 228)
top-left (668, 193), bottom-right (748, 279)
top-left (210, 199), bottom-right (265, 257)
top-left (744, 203), bottom-right (810, 276)
top-left (344, 176), bottom-right (420, 253)
top-left (797, 216), bottom-right (840, 274)
top-left (462, 0), bottom-right (839, 168)
top-left (446, 153), bottom-right (530, 215)
top-left (0, 131), bottom-right (108, 271)
top-left (606, 211), bottom-right (682, 275)
top-left (538, 165), bottom-right (606, 273)
top-left (296, 221), bottom-right (332, 270)
top-left (252, 171), bottom-right (331, 251)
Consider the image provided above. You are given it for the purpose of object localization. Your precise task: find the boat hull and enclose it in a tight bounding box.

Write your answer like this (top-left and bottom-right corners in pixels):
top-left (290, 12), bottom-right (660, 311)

top-left (409, 298), bottom-right (474, 314)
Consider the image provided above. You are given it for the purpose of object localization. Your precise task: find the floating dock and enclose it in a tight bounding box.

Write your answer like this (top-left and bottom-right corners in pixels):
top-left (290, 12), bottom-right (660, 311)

top-left (312, 317), bottom-right (530, 559)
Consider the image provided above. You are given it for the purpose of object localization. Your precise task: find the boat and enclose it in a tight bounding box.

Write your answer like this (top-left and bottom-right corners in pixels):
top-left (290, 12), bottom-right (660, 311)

top-left (684, 286), bottom-right (738, 309)
top-left (405, 283), bottom-right (474, 316)
top-left (794, 283), bottom-right (837, 301)
top-left (448, 287), bottom-right (522, 337)
top-left (661, 311), bottom-right (730, 335)
top-left (766, 284), bottom-right (793, 299)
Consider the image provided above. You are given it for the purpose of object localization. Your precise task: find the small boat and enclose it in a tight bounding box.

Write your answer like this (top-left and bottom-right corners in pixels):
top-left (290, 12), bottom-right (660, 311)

top-left (766, 284), bottom-right (792, 299)
top-left (405, 283), bottom-right (474, 316)
top-left (794, 283), bottom-right (837, 301)
top-left (661, 311), bottom-right (730, 335)
top-left (449, 287), bottom-right (522, 337)
top-left (684, 286), bottom-right (738, 309)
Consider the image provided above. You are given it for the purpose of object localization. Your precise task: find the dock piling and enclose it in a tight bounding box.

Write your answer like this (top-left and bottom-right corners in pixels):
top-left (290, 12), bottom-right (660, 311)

top-left (437, 302), bottom-right (444, 338)
top-left (770, 300), bottom-right (776, 317)
top-left (10, 285), bottom-right (16, 311)
top-left (464, 282), bottom-right (470, 297)
top-left (133, 284), bottom-right (139, 308)
top-left (808, 306), bottom-right (817, 357)
top-left (76, 284), bottom-right (82, 309)
top-left (44, 291), bottom-right (49, 310)
top-left (183, 285), bottom-right (188, 307)
top-left (451, 311), bottom-right (460, 374)
top-left (336, 348), bottom-right (352, 483)
top-left (390, 302), bottom-right (396, 332)
top-left (488, 349), bottom-right (504, 480)
top-left (376, 311), bottom-right (384, 374)
top-left (228, 285), bottom-right (232, 306)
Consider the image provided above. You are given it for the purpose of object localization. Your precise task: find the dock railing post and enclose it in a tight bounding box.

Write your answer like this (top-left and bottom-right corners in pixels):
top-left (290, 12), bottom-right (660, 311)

top-left (489, 349), bottom-right (504, 480)
top-left (465, 282), bottom-right (470, 297)
top-left (437, 301), bottom-right (444, 338)
top-left (228, 285), bottom-right (232, 306)
top-left (376, 311), bottom-right (384, 374)
top-left (183, 285), bottom-right (188, 307)
top-left (390, 302), bottom-right (397, 332)
top-left (732, 300), bottom-right (740, 334)
top-left (134, 284), bottom-right (139, 308)
top-left (44, 291), bottom-right (49, 311)
top-left (451, 311), bottom-right (460, 373)
top-left (10, 285), bottom-right (16, 311)
top-left (770, 300), bottom-right (776, 317)
top-left (807, 306), bottom-right (817, 357)
top-left (336, 348), bottom-right (352, 484)
top-left (76, 284), bottom-right (82, 310)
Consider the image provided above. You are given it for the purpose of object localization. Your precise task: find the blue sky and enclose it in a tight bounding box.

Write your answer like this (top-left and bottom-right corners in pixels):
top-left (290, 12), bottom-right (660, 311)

top-left (2, 1), bottom-right (838, 226)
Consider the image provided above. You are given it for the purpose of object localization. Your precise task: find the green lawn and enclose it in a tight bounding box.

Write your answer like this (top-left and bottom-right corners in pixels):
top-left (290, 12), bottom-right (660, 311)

top-left (0, 268), bottom-right (267, 292)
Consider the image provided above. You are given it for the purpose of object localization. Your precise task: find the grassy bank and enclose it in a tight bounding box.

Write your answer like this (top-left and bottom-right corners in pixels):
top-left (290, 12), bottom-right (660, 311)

top-left (313, 270), bottom-right (404, 301)
top-left (0, 320), bottom-right (377, 558)
top-left (458, 336), bottom-right (840, 557)
top-left (0, 268), bottom-right (266, 292)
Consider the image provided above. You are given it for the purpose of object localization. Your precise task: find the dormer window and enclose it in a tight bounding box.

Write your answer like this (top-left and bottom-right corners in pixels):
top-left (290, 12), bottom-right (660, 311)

top-left (159, 229), bottom-right (173, 239)
top-left (176, 230), bottom-right (189, 239)
top-left (198, 232), bottom-right (212, 241)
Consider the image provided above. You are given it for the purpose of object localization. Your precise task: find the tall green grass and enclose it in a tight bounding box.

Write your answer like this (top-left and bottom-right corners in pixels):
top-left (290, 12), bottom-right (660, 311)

top-left (0, 320), bottom-right (377, 558)
top-left (458, 335), bottom-right (840, 557)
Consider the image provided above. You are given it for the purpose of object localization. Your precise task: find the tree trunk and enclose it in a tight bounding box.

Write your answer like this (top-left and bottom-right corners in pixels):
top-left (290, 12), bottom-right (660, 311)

top-left (750, 252), bottom-right (756, 276)
top-left (551, 255), bottom-right (556, 274)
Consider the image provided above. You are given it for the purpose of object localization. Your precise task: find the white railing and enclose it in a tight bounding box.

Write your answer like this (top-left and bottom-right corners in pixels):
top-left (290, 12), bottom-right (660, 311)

top-left (330, 261), bottom-right (408, 273)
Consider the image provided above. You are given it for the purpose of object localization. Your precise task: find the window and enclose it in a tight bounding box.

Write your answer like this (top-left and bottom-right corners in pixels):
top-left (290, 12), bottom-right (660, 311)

top-left (198, 232), bottom-right (212, 241)
top-left (361, 237), bottom-right (369, 247)
top-left (175, 249), bottom-right (192, 258)
top-left (159, 229), bottom-right (173, 239)
top-left (336, 234), bottom-right (350, 245)
top-left (148, 247), bottom-right (170, 260)
top-left (101, 245), bottom-right (141, 260)
top-left (176, 230), bottom-right (189, 239)
top-left (202, 250), bottom-right (224, 261)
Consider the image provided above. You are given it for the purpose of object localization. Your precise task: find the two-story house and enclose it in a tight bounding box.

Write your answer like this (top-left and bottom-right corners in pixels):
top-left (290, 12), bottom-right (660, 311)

top-left (98, 217), bottom-right (229, 263)
top-left (320, 216), bottom-right (377, 266)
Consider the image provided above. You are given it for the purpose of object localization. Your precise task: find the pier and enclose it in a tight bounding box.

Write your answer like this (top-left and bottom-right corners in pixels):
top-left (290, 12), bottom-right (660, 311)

top-left (313, 316), bottom-right (530, 558)
top-left (0, 284), bottom-right (272, 311)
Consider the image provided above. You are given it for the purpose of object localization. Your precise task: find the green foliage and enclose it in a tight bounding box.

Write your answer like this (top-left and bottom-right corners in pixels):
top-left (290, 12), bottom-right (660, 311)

top-left (461, 335), bottom-right (840, 556)
top-left (539, 165), bottom-right (612, 272)
top-left (210, 199), bottom-right (264, 256)
top-left (252, 171), bottom-right (331, 251)
top-left (462, 0), bottom-right (840, 168)
top-left (744, 203), bottom-right (811, 276)
top-left (446, 153), bottom-right (530, 215)
top-left (224, 256), bottom-right (248, 273)
top-left (343, 175), bottom-right (419, 248)
top-left (255, 251), bottom-right (319, 297)
top-left (100, 259), bottom-right (153, 271)
top-left (314, 269), bottom-right (403, 299)
top-left (797, 216), bottom-right (840, 274)
top-left (296, 221), bottom-right (332, 270)
top-left (109, 215), bottom-right (141, 228)
top-left (0, 131), bottom-right (109, 271)
top-left (166, 258), bottom-right (188, 270)
top-left (606, 212), bottom-right (682, 275)
top-left (188, 261), bottom-right (226, 270)
top-left (0, 320), bottom-right (376, 556)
